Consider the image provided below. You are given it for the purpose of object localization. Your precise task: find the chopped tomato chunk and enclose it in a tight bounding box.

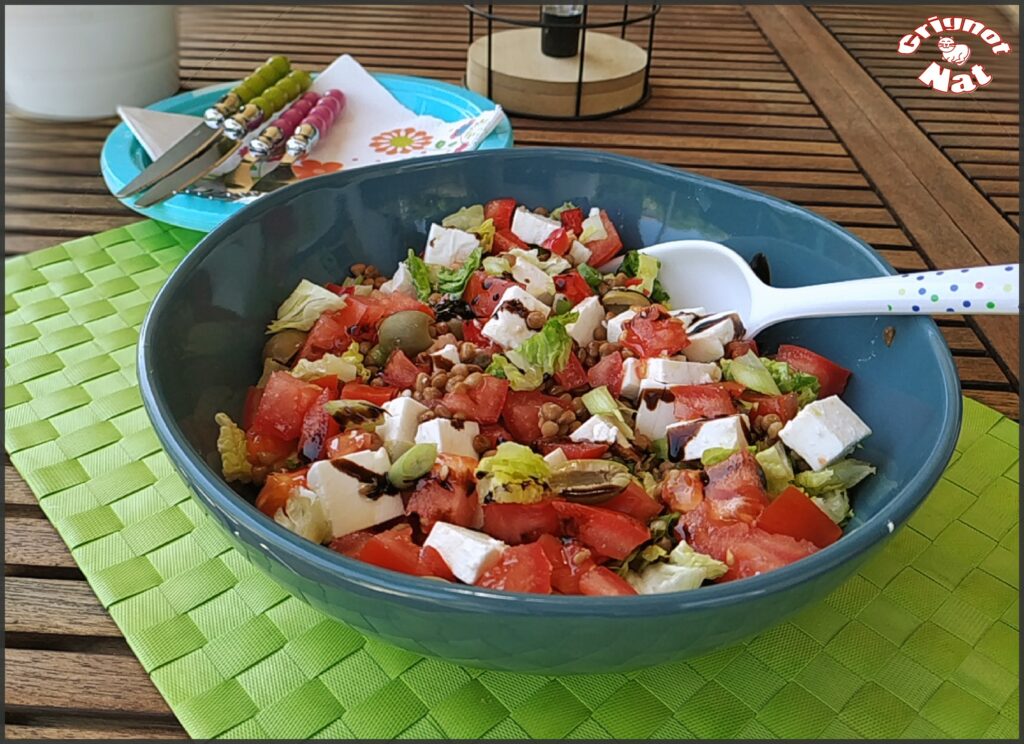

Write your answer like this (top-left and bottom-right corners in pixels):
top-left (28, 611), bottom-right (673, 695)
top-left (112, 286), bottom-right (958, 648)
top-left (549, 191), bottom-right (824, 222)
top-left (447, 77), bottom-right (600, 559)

top-left (542, 227), bottom-right (572, 256)
top-left (536, 440), bottom-right (609, 459)
top-left (255, 469), bottom-right (307, 517)
top-left (578, 565), bottom-right (637, 596)
top-left (341, 382), bottom-right (398, 406)
top-left (745, 391), bottom-right (800, 424)
top-left (603, 480), bottom-right (663, 522)
top-left (325, 430), bottom-right (382, 459)
top-left (671, 383), bottom-right (737, 421)
top-left (484, 198), bottom-right (516, 231)
top-left (476, 542), bottom-right (553, 593)
top-left (775, 344), bottom-right (850, 398)
top-left (463, 271), bottom-right (519, 318)
top-left (551, 501), bottom-right (650, 561)
top-left (381, 350), bottom-right (423, 389)
top-left (501, 391), bottom-right (572, 444)
top-left (703, 449), bottom-right (769, 524)
top-left (482, 502), bottom-right (560, 544)
top-left (559, 207), bottom-right (584, 237)
top-left (537, 534), bottom-right (596, 595)
top-left (441, 374), bottom-right (509, 425)
top-left (757, 486), bottom-right (842, 548)
top-left (553, 270), bottom-right (594, 305)
top-left (246, 430), bottom-right (295, 467)
top-left (725, 339), bottom-right (759, 358)
top-left (554, 352), bottom-right (588, 391)
top-left (586, 351), bottom-right (624, 396)
top-left (661, 469), bottom-right (704, 513)
top-left (329, 529), bottom-right (374, 557)
top-left (298, 304), bottom-right (366, 361)
top-left (492, 229), bottom-right (529, 254)
top-left (621, 305), bottom-right (689, 358)
top-left (583, 210), bottom-right (624, 267)
top-left (242, 386), bottom-right (263, 430)
top-left (252, 371), bottom-right (324, 440)
top-left (298, 388), bottom-right (331, 461)
top-left (406, 455), bottom-right (482, 532)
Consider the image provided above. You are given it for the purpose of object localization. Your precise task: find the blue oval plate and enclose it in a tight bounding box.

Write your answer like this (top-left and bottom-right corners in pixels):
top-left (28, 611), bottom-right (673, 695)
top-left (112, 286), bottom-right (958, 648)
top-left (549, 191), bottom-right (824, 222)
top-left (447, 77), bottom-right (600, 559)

top-left (100, 74), bottom-right (514, 232)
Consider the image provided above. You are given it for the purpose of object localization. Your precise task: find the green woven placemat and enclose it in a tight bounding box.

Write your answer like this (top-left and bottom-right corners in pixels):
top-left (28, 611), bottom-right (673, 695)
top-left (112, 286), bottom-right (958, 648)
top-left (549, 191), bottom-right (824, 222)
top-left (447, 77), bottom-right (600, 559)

top-left (5, 221), bottom-right (1019, 740)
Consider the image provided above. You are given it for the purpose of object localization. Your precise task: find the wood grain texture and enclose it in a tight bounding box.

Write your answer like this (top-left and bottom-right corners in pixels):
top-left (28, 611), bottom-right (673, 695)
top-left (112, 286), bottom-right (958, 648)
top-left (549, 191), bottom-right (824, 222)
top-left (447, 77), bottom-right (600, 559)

top-left (3, 3), bottom-right (1018, 738)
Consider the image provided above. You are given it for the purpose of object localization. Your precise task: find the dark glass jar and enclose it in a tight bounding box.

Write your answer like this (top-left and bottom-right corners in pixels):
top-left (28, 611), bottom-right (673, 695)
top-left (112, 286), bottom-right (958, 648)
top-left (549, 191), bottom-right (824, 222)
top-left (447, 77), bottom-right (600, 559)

top-left (541, 4), bottom-right (584, 58)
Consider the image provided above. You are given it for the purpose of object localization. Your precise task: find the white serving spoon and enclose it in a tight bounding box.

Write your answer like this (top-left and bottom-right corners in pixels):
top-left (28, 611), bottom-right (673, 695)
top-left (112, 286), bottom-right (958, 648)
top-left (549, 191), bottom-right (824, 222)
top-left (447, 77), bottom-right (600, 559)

top-left (637, 240), bottom-right (1019, 337)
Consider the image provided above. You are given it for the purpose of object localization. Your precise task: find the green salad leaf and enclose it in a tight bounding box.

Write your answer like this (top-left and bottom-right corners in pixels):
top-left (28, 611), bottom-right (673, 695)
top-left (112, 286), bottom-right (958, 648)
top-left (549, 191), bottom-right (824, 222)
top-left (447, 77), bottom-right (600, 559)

top-left (549, 201), bottom-right (577, 220)
top-left (812, 491), bottom-right (853, 525)
top-left (701, 445), bottom-right (757, 468)
top-left (476, 442), bottom-right (550, 504)
top-left (404, 250), bottom-right (433, 301)
top-left (290, 352), bottom-right (360, 383)
top-left (266, 279), bottom-right (348, 334)
top-left (762, 358), bottom-right (820, 406)
top-left (720, 350), bottom-right (782, 395)
top-left (273, 488), bottom-right (330, 544)
top-left (794, 458), bottom-right (876, 496)
top-left (506, 312), bottom-right (578, 377)
top-left (486, 354), bottom-right (544, 391)
top-left (441, 204), bottom-right (485, 231)
top-left (508, 248), bottom-right (571, 276)
top-left (755, 441), bottom-right (795, 495)
top-left (482, 255), bottom-right (511, 276)
top-left (215, 413), bottom-right (255, 483)
top-left (437, 247), bottom-right (482, 295)
top-left (577, 262), bottom-right (604, 289)
top-left (578, 210), bottom-right (608, 244)
top-left (582, 385), bottom-right (634, 440)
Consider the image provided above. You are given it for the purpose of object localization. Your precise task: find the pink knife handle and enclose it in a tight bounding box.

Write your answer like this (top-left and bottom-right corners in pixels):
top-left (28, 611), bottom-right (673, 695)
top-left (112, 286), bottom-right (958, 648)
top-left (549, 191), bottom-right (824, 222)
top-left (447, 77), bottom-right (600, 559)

top-left (274, 91), bottom-right (321, 139)
top-left (303, 89), bottom-right (345, 135)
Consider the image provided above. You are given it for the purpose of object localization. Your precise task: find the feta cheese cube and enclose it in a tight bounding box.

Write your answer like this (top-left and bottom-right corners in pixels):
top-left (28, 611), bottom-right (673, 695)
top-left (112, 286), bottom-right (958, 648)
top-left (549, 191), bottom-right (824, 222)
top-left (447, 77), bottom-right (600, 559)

top-left (570, 414), bottom-right (629, 447)
top-left (619, 358), bottom-right (643, 401)
top-left (307, 452), bottom-right (403, 538)
top-left (565, 295), bottom-right (604, 346)
top-left (779, 395), bottom-right (871, 471)
top-left (511, 258), bottom-right (555, 303)
top-left (667, 414), bottom-right (748, 462)
top-left (379, 261), bottom-right (417, 297)
top-left (379, 397), bottom-right (430, 459)
top-left (511, 209), bottom-right (561, 246)
top-left (429, 344), bottom-right (461, 372)
top-left (605, 309), bottom-right (637, 344)
top-left (423, 521), bottom-right (507, 584)
top-left (423, 223), bottom-right (479, 266)
top-left (683, 313), bottom-right (742, 363)
top-left (634, 389), bottom-right (678, 441)
top-left (642, 358), bottom-right (721, 388)
top-left (482, 285), bottom-right (550, 349)
top-left (568, 240), bottom-right (592, 266)
top-left (415, 417), bottom-right (480, 459)
top-left (543, 448), bottom-right (569, 469)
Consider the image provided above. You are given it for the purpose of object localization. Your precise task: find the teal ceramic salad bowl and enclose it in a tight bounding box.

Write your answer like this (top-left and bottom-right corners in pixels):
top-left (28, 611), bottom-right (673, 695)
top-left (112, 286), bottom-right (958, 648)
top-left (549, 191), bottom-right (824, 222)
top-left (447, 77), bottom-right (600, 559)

top-left (138, 148), bottom-right (961, 673)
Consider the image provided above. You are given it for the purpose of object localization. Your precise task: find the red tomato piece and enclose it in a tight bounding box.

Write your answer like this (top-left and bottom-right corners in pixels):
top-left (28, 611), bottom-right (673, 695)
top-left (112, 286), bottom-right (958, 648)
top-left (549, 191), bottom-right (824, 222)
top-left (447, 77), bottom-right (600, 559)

top-left (680, 501), bottom-right (817, 582)
top-left (348, 291), bottom-right (435, 330)
top-left (583, 210), bottom-right (624, 267)
top-left (325, 282), bottom-right (347, 295)
top-left (536, 535), bottom-right (596, 595)
top-left (536, 440), bottom-right (609, 459)
top-left (586, 351), bottom-right (624, 396)
top-left (329, 530), bottom-right (375, 557)
top-left (482, 502), bottom-right (560, 544)
top-left (703, 449), bottom-right (769, 524)
top-left (559, 207), bottom-right (584, 237)
top-left (492, 229), bottom-right (529, 254)
top-left (725, 339), bottom-right (759, 358)
top-left (542, 227), bottom-right (572, 256)
top-left (478, 423), bottom-right (514, 450)
top-left (441, 374), bottom-right (509, 425)
top-left (603, 480), bottom-right (664, 522)
top-left (357, 525), bottom-right (423, 576)
top-left (776, 344), bottom-right (850, 398)
top-left (745, 392), bottom-right (800, 424)
top-left (298, 304), bottom-right (366, 361)
top-left (381, 349), bottom-right (423, 389)
top-left (501, 391), bottom-right (573, 444)
top-left (462, 319), bottom-right (488, 346)
top-left (246, 430), bottom-right (295, 467)
top-left (242, 386), bottom-right (263, 430)
top-left (341, 382), bottom-right (399, 406)
top-left (484, 198), bottom-right (516, 231)
top-left (671, 383), bottom-right (738, 421)
top-left (252, 371), bottom-right (325, 440)
top-left (578, 565), bottom-right (637, 596)
top-left (406, 455), bottom-right (482, 532)
top-left (254, 470), bottom-right (307, 517)
top-left (757, 486), bottom-right (842, 549)
top-left (309, 375), bottom-right (340, 399)
top-left (551, 501), bottom-right (650, 561)
top-left (553, 270), bottom-right (595, 305)
top-left (621, 305), bottom-right (689, 358)
top-left (325, 430), bottom-right (382, 459)
top-left (298, 388), bottom-right (331, 461)
top-left (661, 469), bottom-right (704, 513)
top-left (463, 271), bottom-right (519, 318)
top-left (477, 542), bottom-right (553, 593)
top-left (554, 352), bottom-right (588, 391)
top-left (419, 545), bottom-right (457, 581)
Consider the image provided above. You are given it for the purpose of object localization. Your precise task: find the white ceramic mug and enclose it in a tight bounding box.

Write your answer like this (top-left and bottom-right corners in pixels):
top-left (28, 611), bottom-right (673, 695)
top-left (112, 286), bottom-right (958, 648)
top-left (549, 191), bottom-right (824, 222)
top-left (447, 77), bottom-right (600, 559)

top-left (4, 5), bottom-right (179, 120)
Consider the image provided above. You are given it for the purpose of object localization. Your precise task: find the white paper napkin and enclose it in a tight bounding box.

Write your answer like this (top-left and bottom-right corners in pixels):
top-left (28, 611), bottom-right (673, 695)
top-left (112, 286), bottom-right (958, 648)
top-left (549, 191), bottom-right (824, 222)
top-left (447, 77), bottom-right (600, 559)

top-left (118, 54), bottom-right (506, 185)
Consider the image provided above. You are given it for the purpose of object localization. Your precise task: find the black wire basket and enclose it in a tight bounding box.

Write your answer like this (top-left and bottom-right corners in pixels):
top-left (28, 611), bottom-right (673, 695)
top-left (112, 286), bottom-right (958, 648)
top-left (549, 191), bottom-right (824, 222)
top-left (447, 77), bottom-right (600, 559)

top-left (465, 4), bottom-right (661, 120)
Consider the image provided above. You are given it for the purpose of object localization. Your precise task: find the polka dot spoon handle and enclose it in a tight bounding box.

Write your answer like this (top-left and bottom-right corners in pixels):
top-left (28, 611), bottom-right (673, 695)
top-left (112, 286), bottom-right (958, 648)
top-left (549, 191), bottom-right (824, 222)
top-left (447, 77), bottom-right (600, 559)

top-left (881, 264), bottom-right (1019, 316)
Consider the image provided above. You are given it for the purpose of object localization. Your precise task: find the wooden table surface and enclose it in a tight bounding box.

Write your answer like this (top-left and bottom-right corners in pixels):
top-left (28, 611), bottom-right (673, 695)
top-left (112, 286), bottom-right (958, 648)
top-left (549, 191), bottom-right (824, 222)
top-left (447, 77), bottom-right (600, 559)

top-left (4, 4), bottom-right (1019, 739)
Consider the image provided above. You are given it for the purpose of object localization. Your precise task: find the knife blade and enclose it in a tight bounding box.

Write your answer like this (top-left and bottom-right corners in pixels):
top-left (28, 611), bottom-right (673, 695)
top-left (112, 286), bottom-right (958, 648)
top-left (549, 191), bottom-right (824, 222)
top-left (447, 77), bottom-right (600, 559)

top-left (114, 55), bottom-right (291, 198)
top-left (134, 70), bottom-right (313, 207)
top-left (230, 89), bottom-right (347, 194)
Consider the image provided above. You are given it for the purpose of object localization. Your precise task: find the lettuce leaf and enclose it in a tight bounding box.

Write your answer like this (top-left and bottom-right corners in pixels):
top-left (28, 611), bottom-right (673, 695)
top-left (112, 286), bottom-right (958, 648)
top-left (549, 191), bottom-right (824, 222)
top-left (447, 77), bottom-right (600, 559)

top-left (794, 458), bottom-right (875, 496)
top-left (486, 354), bottom-right (544, 391)
top-left (577, 262), bottom-right (604, 289)
top-left (405, 250), bottom-right (434, 301)
top-left (476, 442), bottom-right (550, 504)
top-left (669, 541), bottom-right (728, 578)
top-left (762, 358), bottom-right (820, 406)
top-left (505, 312), bottom-right (578, 378)
top-left (441, 204), bottom-right (485, 231)
top-left (266, 279), bottom-right (348, 334)
top-left (509, 248), bottom-right (571, 276)
top-left (720, 351), bottom-right (781, 395)
top-left (755, 441), bottom-right (795, 495)
top-left (579, 210), bottom-right (608, 244)
top-left (812, 490), bottom-right (853, 524)
top-left (437, 247), bottom-right (482, 294)
top-left (482, 255), bottom-right (511, 276)
top-left (702, 445), bottom-right (757, 468)
top-left (215, 412), bottom-right (255, 483)
top-left (273, 487), bottom-right (331, 544)
top-left (582, 385), bottom-right (634, 440)
top-left (549, 201), bottom-right (577, 220)
top-left (291, 351), bottom-right (360, 383)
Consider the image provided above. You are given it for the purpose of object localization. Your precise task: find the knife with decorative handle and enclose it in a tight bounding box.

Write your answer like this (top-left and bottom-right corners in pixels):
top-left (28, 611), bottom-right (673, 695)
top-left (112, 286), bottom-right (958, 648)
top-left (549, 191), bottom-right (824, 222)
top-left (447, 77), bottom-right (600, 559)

top-left (223, 91), bottom-right (322, 190)
top-left (281, 89), bottom-right (346, 165)
top-left (134, 69), bottom-right (313, 207)
top-left (115, 55), bottom-right (290, 198)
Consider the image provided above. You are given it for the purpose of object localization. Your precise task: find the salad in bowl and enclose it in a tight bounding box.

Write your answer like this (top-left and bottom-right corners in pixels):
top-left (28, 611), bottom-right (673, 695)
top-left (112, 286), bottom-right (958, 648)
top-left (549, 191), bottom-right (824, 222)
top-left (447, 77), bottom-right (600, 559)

top-left (216, 197), bottom-right (875, 596)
